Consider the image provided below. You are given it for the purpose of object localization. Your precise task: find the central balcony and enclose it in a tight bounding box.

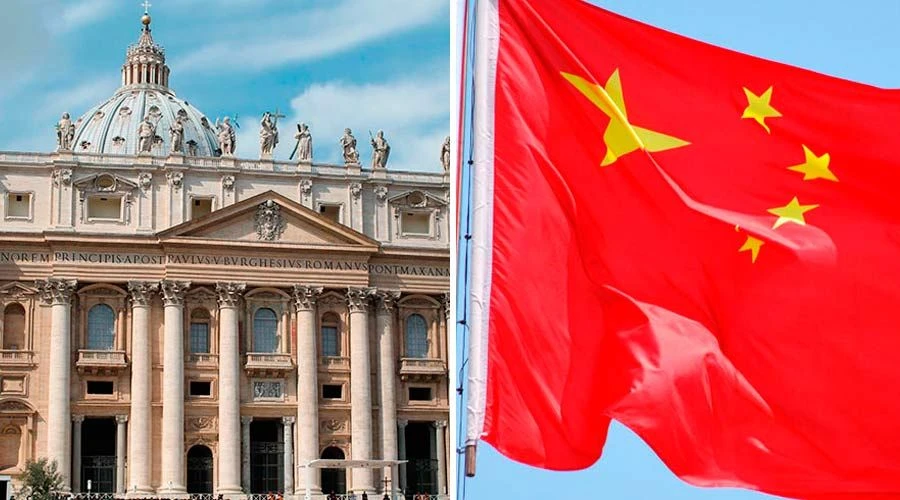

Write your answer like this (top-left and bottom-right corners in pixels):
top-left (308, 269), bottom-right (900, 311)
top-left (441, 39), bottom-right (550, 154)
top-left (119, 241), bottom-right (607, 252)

top-left (76, 349), bottom-right (128, 375)
top-left (244, 352), bottom-right (293, 377)
top-left (399, 357), bottom-right (447, 382)
top-left (0, 350), bottom-right (35, 368)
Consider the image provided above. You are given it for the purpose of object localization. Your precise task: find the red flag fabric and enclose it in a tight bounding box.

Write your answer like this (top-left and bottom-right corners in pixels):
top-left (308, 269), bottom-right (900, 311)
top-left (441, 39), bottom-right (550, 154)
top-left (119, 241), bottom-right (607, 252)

top-left (473, 0), bottom-right (900, 498)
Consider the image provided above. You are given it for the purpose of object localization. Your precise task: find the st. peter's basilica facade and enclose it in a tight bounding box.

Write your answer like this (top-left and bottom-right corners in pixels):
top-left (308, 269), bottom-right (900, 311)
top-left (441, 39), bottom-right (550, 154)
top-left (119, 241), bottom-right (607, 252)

top-left (0, 10), bottom-right (450, 500)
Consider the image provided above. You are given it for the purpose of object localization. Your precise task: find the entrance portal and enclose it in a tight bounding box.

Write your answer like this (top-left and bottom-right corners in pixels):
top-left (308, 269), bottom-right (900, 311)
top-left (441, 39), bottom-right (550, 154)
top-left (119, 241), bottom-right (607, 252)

top-left (249, 420), bottom-right (283, 493)
top-left (186, 445), bottom-right (213, 494)
top-left (320, 447), bottom-right (347, 495)
top-left (404, 422), bottom-right (437, 497)
top-left (81, 418), bottom-right (116, 493)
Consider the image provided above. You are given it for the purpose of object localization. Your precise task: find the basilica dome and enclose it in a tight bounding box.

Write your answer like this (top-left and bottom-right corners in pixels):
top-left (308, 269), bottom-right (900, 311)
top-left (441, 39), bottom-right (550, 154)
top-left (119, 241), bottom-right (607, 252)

top-left (69, 13), bottom-right (220, 157)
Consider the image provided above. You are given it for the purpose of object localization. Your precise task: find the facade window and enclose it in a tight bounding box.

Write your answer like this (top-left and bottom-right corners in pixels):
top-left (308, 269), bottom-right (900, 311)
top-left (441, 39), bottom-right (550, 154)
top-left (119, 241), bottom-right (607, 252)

top-left (86, 195), bottom-right (123, 220)
top-left (6, 193), bottom-right (32, 219)
top-left (409, 387), bottom-right (433, 401)
top-left (405, 314), bottom-right (429, 358)
top-left (3, 303), bottom-right (26, 350)
top-left (191, 198), bottom-right (213, 219)
top-left (322, 384), bottom-right (343, 400)
top-left (86, 381), bottom-right (114, 395)
top-left (253, 308), bottom-right (278, 353)
top-left (319, 204), bottom-right (341, 223)
top-left (401, 211), bottom-right (431, 235)
top-left (321, 313), bottom-right (340, 357)
top-left (87, 304), bottom-right (116, 350)
top-left (189, 309), bottom-right (210, 354)
top-left (189, 381), bottom-right (212, 397)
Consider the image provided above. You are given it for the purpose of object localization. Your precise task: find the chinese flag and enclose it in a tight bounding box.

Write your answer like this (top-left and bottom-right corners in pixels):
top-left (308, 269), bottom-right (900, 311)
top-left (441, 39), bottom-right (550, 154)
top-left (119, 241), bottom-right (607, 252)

top-left (469, 0), bottom-right (900, 498)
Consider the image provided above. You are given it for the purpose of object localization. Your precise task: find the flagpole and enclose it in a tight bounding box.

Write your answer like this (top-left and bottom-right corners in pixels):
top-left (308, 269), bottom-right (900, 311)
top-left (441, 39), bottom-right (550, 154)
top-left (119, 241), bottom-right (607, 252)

top-left (464, 0), bottom-right (499, 478)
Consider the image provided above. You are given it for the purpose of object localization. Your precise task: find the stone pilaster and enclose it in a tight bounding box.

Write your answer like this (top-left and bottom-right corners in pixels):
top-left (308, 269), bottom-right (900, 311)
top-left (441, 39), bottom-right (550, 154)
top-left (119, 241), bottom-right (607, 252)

top-left (397, 420), bottom-right (408, 493)
top-left (127, 281), bottom-right (157, 496)
top-left (282, 416), bottom-right (295, 494)
top-left (216, 282), bottom-right (246, 494)
top-left (292, 285), bottom-right (323, 494)
top-left (159, 280), bottom-right (190, 495)
top-left (433, 420), bottom-right (448, 495)
top-left (375, 290), bottom-right (400, 494)
top-left (36, 278), bottom-right (77, 491)
top-left (116, 415), bottom-right (128, 494)
top-left (71, 415), bottom-right (84, 493)
top-left (241, 416), bottom-right (253, 492)
top-left (347, 287), bottom-right (376, 494)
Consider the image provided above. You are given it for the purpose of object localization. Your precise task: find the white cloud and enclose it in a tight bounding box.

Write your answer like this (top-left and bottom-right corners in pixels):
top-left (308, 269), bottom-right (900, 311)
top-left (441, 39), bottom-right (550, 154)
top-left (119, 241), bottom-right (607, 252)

top-left (233, 71), bottom-right (448, 172)
top-left (173, 0), bottom-right (445, 74)
top-left (36, 76), bottom-right (118, 120)
top-left (57, 0), bottom-right (115, 34)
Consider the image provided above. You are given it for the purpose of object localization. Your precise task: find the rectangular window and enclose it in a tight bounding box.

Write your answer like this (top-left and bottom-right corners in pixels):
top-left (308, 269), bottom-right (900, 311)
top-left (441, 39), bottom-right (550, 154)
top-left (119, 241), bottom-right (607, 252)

top-left (189, 381), bottom-right (212, 397)
top-left (6, 193), bottom-right (31, 219)
top-left (319, 204), bottom-right (341, 223)
top-left (321, 326), bottom-right (339, 357)
top-left (409, 387), bottom-right (432, 401)
top-left (86, 195), bottom-right (123, 220)
top-left (401, 211), bottom-right (431, 235)
top-left (322, 384), bottom-right (343, 400)
top-left (189, 322), bottom-right (210, 353)
top-left (86, 381), bottom-right (114, 395)
top-left (192, 198), bottom-right (213, 219)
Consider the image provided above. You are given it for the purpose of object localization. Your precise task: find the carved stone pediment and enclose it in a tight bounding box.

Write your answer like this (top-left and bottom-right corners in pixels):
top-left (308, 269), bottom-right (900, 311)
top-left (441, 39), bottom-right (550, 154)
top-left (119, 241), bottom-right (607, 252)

top-left (0, 399), bottom-right (34, 414)
top-left (73, 173), bottom-right (139, 195)
top-left (187, 416), bottom-right (218, 433)
top-left (387, 190), bottom-right (448, 209)
top-left (0, 282), bottom-right (37, 300)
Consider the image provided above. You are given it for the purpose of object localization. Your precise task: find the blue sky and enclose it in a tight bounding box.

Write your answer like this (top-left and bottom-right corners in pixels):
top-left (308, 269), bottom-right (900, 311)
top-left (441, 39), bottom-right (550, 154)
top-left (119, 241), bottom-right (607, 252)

top-left (0, 0), bottom-right (449, 171)
top-left (456, 0), bottom-right (900, 499)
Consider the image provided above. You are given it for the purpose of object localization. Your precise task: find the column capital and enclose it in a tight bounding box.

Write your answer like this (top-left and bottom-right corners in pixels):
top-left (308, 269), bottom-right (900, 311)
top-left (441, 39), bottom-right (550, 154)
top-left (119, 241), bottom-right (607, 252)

top-left (442, 292), bottom-right (450, 321)
top-left (35, 278), bottom-right (78, 305)
top-left (241, 416), bottom-right (253, 425)
top-left (281, 416), bottom-right (296, 425)
top-left (128, 281), bottom-right (159, 307)
top-left (432, 420), bottom-right (448, 429)
top-left (397, 419), bottom-right (408, 429)
top-left (374, 290), bottom-right (401, 314)
top-left (215, 282), bottom-right (246, 308)
top-left (72, 415), bottom-right (85, 424)
top-left (116, 415), bottom-right (129, 424)
top-left (346, 287), bottom-right (376, 313)
top-left (159, 280), bottom-right (191, 306)
top-left (292, 285), bottom-right (323, 312)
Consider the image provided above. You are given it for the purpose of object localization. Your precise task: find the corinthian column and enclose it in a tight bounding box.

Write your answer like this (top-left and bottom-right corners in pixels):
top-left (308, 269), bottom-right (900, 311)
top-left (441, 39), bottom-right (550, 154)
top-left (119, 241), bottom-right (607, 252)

top-left (216, 282), bottom-right (246, 495)
top-left (127, 281), bottom-right (157, 496)
top-left (159, 280), bottom-right (190, 495)
top-left (375, 290), bottom-right (400, 495)
top-left (347, 287), bottom-right (375, 494)
top-left (292, 285), bottom-right (323, 495)
top-left (36, 278), bottom-right (77, 491)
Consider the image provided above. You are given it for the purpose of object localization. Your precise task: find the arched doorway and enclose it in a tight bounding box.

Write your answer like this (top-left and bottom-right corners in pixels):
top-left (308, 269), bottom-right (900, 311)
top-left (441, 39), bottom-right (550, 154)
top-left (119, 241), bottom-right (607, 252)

top-left (186, 445), bottom-right (213, 494)
top-left (320, 447), bottom-right (346, 495)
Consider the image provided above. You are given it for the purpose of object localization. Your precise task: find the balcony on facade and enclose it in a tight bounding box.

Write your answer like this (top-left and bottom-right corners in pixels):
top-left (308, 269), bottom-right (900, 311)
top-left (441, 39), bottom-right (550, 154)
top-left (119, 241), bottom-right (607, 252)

top-left (0, 349), bottom-right (35, 368)
top-left (399, 358), bottom-right (447, 382)
top-left (244, 352), bottom-right (293, 377)
top-left (186, 352), bottom-right (218, 369)
top-left (319, 355), bottom-right (350, 373)
top-left (76, 349), bottom-right (128, 375)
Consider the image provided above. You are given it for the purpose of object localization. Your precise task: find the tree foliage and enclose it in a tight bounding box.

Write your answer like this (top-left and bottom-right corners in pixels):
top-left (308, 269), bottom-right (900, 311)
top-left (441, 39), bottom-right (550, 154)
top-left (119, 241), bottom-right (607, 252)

top-left (18, 458), bottom-right (63, 500)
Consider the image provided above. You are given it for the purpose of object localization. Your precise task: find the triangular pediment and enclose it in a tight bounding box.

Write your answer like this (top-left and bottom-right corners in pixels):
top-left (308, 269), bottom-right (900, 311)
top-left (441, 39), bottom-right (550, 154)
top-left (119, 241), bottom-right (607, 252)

top-left (73, 172), bottom-right (138, 193)
top-left (0, 282), bottom-right (37, 299)
top-left (158, 191), bottom-right (379, 249)
top-left (387, 190), bottom-right (448, 208)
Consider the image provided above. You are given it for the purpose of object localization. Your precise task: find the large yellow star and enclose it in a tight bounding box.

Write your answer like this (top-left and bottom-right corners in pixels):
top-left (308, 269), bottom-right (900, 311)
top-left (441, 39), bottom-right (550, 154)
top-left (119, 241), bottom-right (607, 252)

top-left (739, 235), bottom-right (764, 263)
top-left (787, 145), bottom-right (838, 182)
top-left (767, 197), bottom-right (819, 229)
top-left (742, 86), bottom-right (781, 133)
top-left (562, 69), bottom-right (690, 166)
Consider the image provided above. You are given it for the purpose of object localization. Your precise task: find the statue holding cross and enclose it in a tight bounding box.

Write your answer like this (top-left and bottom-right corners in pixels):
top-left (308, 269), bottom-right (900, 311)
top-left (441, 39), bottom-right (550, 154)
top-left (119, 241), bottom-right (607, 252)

top-left (259, 110), bottom-right (285, 158)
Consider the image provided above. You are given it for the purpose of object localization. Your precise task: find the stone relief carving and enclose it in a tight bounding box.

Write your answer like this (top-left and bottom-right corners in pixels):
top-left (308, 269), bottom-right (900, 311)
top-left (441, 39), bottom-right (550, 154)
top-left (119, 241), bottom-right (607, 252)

top-left (292, 285), bottom-right (323, 312)
top-left (321, 419), bottom-right (348, 433)
top-left (346, 287), bottom-right (376, 312)
top-left (0, 401), bottom-right (31, 412)
top-left (254, 200), bottom-right (286, 241)
top-left (128, 281), bottom-right (159, 307)
top-left (374, 185), bottom-right (388, 203)
top-left (166, 171), bottom-right (183, 190)
top-left (215, 282), bottom-right (246, 308)
top-left (443, 292), bottom-right (450, 321)
top-left (35, 278), bottom-right (78, 305)
top-left (253, 381), bottom-right (283, 399)
top-left (0, 282), bottom-right (36, 300)
top-left (52, 168), bottom-right (72, 186)
top-left (187, 416), bottom-right (217, 432)
top-left (138, 172), bottom-right (152, 192)
top-left (349, 183), bottom-right (362, 200)
top-left (222, 175), bottom-right (235, 192)
top-left (441, 136), bottom-right (451, 172)
top-left (339, 128), bottom-right (360, 165)
top-left (56, 112), bottom-right (75, 151)
top-left (299, 179), bottom-right (312, 199)
top-left (159, 280), bottom-right (191, 306)
top-left (370, 130), bottom-right (391, 169)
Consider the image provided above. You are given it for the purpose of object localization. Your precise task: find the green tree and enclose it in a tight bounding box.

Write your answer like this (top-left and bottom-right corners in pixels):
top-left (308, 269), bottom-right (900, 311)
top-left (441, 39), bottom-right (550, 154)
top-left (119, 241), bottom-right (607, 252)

top-left (18, 457), bottom-right (63, 500)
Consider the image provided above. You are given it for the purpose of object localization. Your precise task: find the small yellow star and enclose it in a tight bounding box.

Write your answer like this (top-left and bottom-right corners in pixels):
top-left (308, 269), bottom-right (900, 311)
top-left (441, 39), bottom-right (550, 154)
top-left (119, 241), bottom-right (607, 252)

top-left (742, 86), bottom-right (781, 133)
top-left (738, 235), bottom-right (765, 263)
top-left (787, 145), bottom-right (838, 182)
top-left (767, 197), bottom-right (819, 229)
